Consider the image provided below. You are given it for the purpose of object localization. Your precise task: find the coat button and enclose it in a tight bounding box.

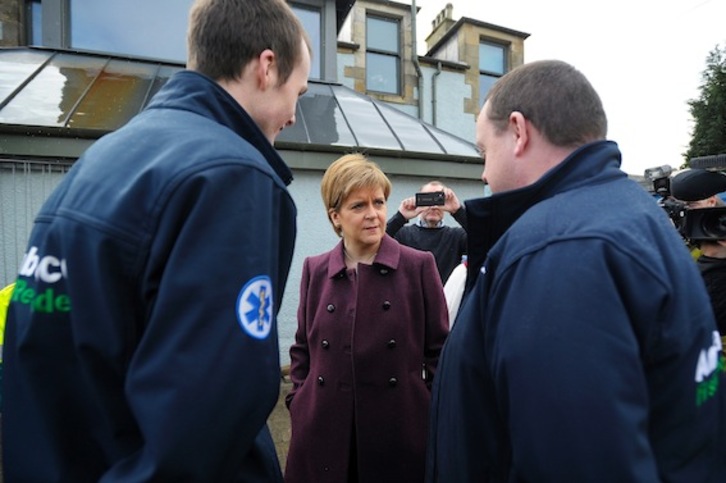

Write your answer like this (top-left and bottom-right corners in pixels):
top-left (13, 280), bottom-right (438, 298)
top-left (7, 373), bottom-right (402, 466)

top-left (321, 339), bottom-right (330, 349)
top-left (388, 377), bottom-right (398, 387)
top-left (379, 268), bottom-right (389, 275)
top-left (387, 339), bottom-right (396, 348)
top-left (326, 304), bottom-right (335, 312)
top-left (382, 301), bottom-right (391, 310)
top-left (318, 376), bottom-right (325, 386)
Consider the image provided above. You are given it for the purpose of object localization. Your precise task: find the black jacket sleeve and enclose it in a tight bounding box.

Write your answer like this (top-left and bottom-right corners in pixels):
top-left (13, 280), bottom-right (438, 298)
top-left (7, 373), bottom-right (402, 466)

top-left (452, 206), bottom-right (468, 231)
top-left (386, 211), bottom-right (409, 238)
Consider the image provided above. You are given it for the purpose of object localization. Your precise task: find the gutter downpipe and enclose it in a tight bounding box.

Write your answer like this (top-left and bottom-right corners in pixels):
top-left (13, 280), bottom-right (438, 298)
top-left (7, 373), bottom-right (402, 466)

top-left (432, 61), bottom-right (442, 126)
top-left (411, 0), bottom-right (424, 120)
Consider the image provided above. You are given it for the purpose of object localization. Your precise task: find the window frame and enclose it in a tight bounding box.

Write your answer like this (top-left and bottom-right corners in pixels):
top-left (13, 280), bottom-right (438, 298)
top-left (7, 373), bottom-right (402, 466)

top-left (365, 13), bottom-right (401, 96)
top-left (478, 38), bottom-right (508, 107)
top-left (26, 0), bottom-right (43, 45)
top-left (290, 2), bottom-right (323, 80)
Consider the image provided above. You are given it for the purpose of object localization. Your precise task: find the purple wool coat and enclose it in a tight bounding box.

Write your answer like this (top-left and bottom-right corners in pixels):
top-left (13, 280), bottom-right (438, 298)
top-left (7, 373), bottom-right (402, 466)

top-left (285, 234), bottom-right (449, 483)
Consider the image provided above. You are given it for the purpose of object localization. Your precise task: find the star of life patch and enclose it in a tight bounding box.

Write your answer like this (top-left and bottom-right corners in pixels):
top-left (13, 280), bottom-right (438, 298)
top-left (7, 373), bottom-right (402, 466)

top-left (236, 275), bottom-right (274, 340)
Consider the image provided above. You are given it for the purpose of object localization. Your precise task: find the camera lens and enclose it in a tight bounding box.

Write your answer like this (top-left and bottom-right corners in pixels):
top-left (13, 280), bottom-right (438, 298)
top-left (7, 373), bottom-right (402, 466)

top-left (700, 212), bottom-right (726, 239)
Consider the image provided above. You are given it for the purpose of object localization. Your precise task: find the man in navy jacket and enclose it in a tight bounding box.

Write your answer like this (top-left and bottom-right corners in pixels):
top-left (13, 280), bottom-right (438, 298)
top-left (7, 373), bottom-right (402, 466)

top-left (2, 0), bottom-right (310, 481)
top-left (426, 60), bottom-right (726, 482)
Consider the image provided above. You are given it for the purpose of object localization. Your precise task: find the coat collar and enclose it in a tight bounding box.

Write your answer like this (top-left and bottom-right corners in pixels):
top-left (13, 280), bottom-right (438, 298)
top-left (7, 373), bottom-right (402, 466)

top-left (327, 234), bottom-right (401, 278)
top-left (464, 140), bottom-right (624, 290)
top-left (698, 255), bottom-right (726, 274)
top-left (146, 70), bottom-right (293, 186)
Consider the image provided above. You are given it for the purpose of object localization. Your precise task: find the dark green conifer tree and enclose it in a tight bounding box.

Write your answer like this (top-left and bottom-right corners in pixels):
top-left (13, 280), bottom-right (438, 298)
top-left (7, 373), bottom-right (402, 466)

top-left (685, 44), bottom-right (726, 167)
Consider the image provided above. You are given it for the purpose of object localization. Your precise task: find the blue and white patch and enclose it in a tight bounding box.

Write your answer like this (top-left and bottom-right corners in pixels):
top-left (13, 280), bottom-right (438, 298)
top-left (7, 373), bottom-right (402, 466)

top-left (236, 275), bottom-right (274, 340)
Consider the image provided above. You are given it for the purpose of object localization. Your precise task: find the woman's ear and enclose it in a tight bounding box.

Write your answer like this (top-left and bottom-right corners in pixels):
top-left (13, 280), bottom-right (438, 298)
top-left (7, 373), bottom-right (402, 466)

top-left (329, 209), bottom-right (340, 229)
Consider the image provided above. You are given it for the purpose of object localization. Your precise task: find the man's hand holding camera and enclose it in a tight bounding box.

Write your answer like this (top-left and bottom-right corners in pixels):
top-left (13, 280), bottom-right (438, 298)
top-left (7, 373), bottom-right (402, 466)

top-left (386, 181), bottom-right (468, 282)
top-left (397, 188), bottom-right (462, 223)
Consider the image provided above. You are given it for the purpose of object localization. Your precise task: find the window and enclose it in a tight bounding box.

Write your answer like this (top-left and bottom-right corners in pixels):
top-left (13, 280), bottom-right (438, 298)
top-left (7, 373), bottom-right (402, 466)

top-left (366, 15), bottom-right (400, 95)
top-left (35, 1), bottom-right (323, 74)
top-left (28, 0), bottom-right (42, 45)
top-left (70, 0), bottom-right (193, 61)
top-left (291, 4), bottom-right (321, 79)
top-left (479, 41), bottom-right (507, 106)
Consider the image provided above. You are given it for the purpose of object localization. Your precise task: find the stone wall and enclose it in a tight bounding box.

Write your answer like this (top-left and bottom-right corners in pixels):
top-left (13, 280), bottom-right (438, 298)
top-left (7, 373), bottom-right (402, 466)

top-left (0, 0), bottom-right (23, 47)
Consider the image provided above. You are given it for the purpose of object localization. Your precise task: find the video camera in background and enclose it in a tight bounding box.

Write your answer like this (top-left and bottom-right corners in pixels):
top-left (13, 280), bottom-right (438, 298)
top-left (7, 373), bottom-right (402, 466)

top-left (644, 164), bottom-right (688, 233)
top-left (646, 154), bottom-right (726, 241)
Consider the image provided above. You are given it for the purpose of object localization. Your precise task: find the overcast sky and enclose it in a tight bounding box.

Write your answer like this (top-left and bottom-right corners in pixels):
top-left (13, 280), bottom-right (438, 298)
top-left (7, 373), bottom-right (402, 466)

top-left (416, 0), bottom-right (726, 176)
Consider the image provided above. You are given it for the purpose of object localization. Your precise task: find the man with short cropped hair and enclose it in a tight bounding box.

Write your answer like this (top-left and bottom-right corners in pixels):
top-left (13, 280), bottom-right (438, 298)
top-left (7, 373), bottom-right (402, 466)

top-left (3, 1), bottom-right (310, 481)
top-left (426, 60), bottom-right (726, 482)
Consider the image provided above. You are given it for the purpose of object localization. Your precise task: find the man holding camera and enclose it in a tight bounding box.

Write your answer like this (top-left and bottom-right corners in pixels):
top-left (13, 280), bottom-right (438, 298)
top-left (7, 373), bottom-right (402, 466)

top-left (386, 181), bottom-right (467, 283)
top-left (671, 168), bottom-right (726, 337)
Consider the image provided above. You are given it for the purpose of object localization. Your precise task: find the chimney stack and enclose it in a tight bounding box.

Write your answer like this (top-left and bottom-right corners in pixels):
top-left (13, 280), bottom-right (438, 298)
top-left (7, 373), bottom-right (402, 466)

top-left (425, 3), bottom-right (456, 53)
top-left (432, 3), bottom-right (454, 31)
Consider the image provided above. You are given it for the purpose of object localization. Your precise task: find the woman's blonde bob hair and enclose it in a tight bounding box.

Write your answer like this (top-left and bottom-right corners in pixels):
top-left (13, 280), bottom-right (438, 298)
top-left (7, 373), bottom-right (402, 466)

top-left (320, 153), bottom-right (392, 236)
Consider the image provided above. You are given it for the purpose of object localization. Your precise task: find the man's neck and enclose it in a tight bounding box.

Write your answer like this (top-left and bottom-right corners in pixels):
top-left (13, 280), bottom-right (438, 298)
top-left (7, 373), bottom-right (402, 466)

top-left (700, 242), bottom-right (726, 259)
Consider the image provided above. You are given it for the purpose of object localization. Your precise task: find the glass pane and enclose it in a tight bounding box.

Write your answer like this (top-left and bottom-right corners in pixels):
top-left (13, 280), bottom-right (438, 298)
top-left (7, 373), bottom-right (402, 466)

top-left (479, 74), bottom-right (498, 107)
top-left (276, 102), bottom-right (308, 143)
top-left (428, 125), bottom-right (480, 157)
top-left (0, 53), bottom-right (106, 127)
top-left (68, 60), bottom-right (159, 130)
top-left (367, 17), bottom-right (398, 53)
top-left (332, 85), bottom-right (401, 150)
top-left (70, 0), bottom-right (194, 62)
top-left (277, 83), bottom-right (357, 146)
top-left (31, 1), bottom-right (42, 45)
top-left (479, 42), bottom-right (505, 74)
top-left (366, 53), bottom-right (399, 95)
top-left (376, 102), bottom-right (443, 154)
top-left (0, 50), bottom-right (52, 103)
top-left (292, 5), bottom-right (321, 79)
top-left (304, 83), bottom-right (357, 146)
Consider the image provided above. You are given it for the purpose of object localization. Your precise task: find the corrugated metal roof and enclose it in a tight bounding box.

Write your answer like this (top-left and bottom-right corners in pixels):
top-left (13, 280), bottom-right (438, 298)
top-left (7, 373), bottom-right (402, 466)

top-left (0, 47), bottom-right (480, 161)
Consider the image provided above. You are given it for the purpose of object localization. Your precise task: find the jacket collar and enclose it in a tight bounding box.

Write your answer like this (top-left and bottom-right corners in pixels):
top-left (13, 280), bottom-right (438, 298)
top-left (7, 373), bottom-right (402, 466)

top-left (698, 255), bottom-right (726, 274)
top-left (327, 234), bottom-right (401, 278)
top-left (145, 70), bottom-right (293, 186)
top-left (416, 218), bottom-right (445, 228)
top-left (464, 140), bottom-right (623, 289)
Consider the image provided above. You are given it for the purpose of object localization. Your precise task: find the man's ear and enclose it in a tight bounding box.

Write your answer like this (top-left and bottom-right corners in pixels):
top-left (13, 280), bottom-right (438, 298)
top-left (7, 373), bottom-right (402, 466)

top-left (256, 49), bottom-right (278, 90)
top-left (509, 111), bottom-right (529, 156)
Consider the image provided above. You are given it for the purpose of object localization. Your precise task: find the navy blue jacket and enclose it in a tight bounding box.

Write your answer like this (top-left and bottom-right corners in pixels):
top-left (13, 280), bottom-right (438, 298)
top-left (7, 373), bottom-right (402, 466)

top-left (3, 71), bottom-right (296, 482)
top-left (426, 141), bottom-right (726, 482)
